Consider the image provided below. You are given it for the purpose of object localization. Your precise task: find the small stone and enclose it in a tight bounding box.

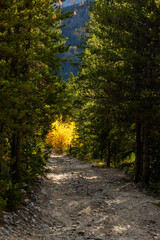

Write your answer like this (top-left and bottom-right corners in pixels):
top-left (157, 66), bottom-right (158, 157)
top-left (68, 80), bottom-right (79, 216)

top-left (30, 202), bottom-right (35, 207)
top-left (78, 230), bottom-right (85, 236)
top-left (3, 219), bottom-right (10, 224)
top-left (24, 199), bottom-right (30, 206)
top-left (72, 225), bottom-right (77, 228)
top-left (20, 189), bottom-right (27, 194)
top-left (35, 206), bottom-right (41, 211)
top-left (94, 238), bottom-right (104, 240)
top-left (154, 200), bottom-right (160, 205)
top-left (72, 228), bottom-right (77, 231)
top-left (32, 219), bottom-right (36, 224)
top-left (31, 194), bottom-right (37, 201)
top-left (41, 224), bottom-right (49, 229)
top-left (41, 189), bottom-right (48, 196)
top-left (22, 183), bottom-right (28, 188)
top-left (56, 225), bottom-right (62, 228)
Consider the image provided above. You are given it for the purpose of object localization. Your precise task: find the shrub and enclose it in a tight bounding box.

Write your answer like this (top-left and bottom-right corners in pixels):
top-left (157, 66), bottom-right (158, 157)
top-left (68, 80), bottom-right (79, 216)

top-left (6, 184), bottom-right (22, 210)
top-left (0, 196), bottom-right (7, 216)
top-left (46, 116), bottom-right (76, 152)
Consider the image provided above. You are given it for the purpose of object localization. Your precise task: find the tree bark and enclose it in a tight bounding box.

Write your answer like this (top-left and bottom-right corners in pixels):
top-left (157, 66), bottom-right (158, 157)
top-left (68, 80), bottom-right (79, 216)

top-left (11, 133), bottom-right (22, 183)
top-left (140, 126), bottom-right (144, 176)
top-left (106, 142), bottom-right (110, 167)
top-left (142, 120), bottom-right (150, 185)
top-left (135, 121), bottom-right (142, 182)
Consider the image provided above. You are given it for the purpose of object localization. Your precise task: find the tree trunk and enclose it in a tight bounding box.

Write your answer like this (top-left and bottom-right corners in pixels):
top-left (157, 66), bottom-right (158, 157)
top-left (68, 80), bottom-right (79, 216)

top-left (135, 121), bottom-right (142, 182)
top-left (140, 126), bottom-right (144, 176)
top-left (11, 133), bottom-right (22, 183)
top-left (106, 142), bottom-right (110, 167)
top-left (142, 120), bottom-right (150, 185)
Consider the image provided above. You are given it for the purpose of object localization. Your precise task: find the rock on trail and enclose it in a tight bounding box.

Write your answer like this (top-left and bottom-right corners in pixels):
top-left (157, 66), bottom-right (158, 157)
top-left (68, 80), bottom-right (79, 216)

top-left (0, 152), bottom-right (160, 240)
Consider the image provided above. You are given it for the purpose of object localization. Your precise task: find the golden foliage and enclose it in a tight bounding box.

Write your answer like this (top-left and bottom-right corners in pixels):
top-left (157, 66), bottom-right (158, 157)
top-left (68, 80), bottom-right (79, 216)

top-left (46, 116), bottom-right (76, 152)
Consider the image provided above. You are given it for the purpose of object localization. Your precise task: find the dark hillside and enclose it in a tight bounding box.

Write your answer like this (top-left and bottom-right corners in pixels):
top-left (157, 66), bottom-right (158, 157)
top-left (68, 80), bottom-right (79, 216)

top-left (62, 3), bottom-right (89, 46)
top-left (61, 2), bottom-right (90, 80)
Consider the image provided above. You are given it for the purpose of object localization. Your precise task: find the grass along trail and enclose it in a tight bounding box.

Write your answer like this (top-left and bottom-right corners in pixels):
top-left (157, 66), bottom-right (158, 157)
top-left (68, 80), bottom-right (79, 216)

top-left (0, 152), bottom-right (160, 240)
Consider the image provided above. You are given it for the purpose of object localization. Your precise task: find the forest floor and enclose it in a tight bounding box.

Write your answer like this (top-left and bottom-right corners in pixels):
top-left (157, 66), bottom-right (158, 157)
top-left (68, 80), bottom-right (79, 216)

top-left (0, 152), bottom-right (160, 240)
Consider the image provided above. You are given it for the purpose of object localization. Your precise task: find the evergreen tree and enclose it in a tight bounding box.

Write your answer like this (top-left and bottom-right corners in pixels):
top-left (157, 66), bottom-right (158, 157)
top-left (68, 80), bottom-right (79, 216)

top-left (75, 0), bottom-right (160, 185)
top-left (0, 0), bottom-right (66, 210)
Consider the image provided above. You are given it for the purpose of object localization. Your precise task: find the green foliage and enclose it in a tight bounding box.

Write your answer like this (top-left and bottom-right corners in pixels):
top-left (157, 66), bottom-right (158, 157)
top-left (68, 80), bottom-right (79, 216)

top-left (21, 137), bottom-right (49, 183)
top-left (114, 153), bottom-right (135, 171)
top-left (148, 183), bottom-right (160, 195)
top-left (0, 179), bottom-right (10, 216)
top-left (71, 0), bottom-right (160, 186)
top-left (6, 184), bottom-right (22, 210)
top-left (0, 180), bottom-right (12, 196)
top-left (0, 196), bottom-right (7, 217)
top-left (0, 0), bottom-right (67, 212)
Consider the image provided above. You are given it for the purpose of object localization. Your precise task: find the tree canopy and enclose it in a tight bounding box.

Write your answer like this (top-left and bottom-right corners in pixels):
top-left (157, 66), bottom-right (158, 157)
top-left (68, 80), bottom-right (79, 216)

top-left (70, 0), bottom-right (160, 186)
top-left (0, 0), bottom-right (67, 212)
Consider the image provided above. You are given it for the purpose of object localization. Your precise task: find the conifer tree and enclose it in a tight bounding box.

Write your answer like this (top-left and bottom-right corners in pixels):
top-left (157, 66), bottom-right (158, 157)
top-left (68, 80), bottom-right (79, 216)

top-left (0, 0), bottom-right (66, 209)
top-left (76, 0), bottom-right (160, 185)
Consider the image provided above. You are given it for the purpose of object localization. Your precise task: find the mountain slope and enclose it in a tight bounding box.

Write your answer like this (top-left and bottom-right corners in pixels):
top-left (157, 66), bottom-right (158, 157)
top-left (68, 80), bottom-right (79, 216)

top-left (61, 2), bottom-right (90, 80)
top-left (62, 0), bottom-right (86, 8)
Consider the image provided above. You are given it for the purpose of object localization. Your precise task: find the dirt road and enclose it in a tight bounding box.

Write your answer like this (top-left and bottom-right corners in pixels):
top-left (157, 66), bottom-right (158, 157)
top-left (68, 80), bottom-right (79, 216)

top-left (0, 152), bottom-right (160, 240)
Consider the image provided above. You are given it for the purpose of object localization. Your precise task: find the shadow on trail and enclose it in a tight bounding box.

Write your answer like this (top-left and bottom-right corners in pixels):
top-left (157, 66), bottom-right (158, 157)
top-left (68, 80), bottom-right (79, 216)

top-left (39, 153), bottom-right (160, 240)
top-left (0, 153), bottom-right (159, 240)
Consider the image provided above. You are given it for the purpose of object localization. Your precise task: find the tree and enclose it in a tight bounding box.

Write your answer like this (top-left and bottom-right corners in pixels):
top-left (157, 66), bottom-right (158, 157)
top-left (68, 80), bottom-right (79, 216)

top-left (0, 0), bottom-right (67, 209)
top-left (75, 0), bottom-right (160, 185)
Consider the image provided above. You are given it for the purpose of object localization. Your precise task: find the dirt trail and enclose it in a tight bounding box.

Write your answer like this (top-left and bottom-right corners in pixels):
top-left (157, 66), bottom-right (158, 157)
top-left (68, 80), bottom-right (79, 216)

top-left (0, 153), bottom-right (160, 240)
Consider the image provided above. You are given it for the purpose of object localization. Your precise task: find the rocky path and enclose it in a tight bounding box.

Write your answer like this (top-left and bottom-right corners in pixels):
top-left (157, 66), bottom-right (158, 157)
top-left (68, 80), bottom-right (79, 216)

top-left (0, 153), bottom-right (160, 240)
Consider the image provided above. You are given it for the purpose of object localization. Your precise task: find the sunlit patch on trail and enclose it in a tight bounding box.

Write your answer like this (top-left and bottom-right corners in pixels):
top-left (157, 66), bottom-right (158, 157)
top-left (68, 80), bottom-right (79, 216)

top-left (113, 225), bottom-right (131, 235)
top-left (83, 176), bottom-right (98, 180)
top-left (47, 173), bottom-right (71, 182)
top-left (78, 206), bottom-right (92, 215)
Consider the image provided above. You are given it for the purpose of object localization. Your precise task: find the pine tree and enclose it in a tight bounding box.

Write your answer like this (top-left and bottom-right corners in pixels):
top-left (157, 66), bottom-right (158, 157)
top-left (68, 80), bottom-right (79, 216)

top-left (76, 0), bottom-right (160, 185)
top-left (0, 0), bottom-right (67, 209)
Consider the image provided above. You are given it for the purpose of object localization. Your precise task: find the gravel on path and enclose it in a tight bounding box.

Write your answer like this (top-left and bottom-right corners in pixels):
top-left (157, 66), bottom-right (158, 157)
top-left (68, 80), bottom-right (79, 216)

top-left (0, 152), bottom-right (160, 240)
